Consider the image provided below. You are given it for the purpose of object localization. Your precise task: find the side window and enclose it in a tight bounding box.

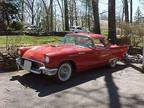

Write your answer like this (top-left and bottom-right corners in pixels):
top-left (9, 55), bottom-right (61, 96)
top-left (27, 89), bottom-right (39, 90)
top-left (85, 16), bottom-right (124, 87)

top-left (77, 37), bottom-right (94, 48)
top-left (94, 38), bottom-right (101, 44)
top-left (86, 38), bottom-right (94, 48)
top-left (65, 36), bottom-right (75, 44)
top-left (94, 38), bottom-right (105, 48)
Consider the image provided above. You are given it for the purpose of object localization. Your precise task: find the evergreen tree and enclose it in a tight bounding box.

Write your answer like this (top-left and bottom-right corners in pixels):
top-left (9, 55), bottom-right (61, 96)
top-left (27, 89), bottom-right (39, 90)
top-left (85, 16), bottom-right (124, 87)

top-left (134, 7), bottom-right (143, 23)
top-left (0, 0), bottom-right (18, 30)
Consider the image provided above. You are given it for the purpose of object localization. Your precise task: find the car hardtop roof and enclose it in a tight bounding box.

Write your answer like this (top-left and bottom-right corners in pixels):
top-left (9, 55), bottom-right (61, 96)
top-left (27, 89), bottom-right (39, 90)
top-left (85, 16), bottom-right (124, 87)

top-left (66, 33), bottom-right (105, 39)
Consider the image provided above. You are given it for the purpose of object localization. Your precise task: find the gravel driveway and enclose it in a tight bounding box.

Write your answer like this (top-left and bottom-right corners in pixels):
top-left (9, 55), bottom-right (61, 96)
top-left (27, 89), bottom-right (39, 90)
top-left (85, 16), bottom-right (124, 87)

top-left (0, 62), bottom-right (144, 108)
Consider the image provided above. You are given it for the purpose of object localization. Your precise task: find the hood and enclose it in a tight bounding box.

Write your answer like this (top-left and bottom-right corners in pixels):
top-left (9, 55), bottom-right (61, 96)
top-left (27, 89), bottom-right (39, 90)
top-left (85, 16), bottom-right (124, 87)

top-left (22, 44), bottom-right (77, 62)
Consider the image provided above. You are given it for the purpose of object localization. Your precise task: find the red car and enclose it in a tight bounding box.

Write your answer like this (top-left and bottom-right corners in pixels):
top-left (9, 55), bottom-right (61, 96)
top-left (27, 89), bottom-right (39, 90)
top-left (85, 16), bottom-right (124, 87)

top-left (16, 33), bottom-right (128, 82)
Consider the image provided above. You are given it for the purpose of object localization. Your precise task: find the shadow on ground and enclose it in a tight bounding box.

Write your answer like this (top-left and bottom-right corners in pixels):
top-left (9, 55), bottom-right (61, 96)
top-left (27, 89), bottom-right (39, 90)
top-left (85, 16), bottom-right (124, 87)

top-left (9, 64), bottom-right (144, 108)
top-left (129, 64), bottom-right (143, 73)
top-left (0, 68), bottom-right (18, 73)
top-left (10, 64), bottom-right (127, 98)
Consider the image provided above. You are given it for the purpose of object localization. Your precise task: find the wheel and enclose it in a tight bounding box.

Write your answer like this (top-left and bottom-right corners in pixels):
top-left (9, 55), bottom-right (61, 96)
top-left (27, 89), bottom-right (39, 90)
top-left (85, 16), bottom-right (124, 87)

top-left (56, 62), bottom-right (72, 82)
top-left (109, 59), bottom-right (117, 68)
top-left (123, 53), bottom-right (130, 64)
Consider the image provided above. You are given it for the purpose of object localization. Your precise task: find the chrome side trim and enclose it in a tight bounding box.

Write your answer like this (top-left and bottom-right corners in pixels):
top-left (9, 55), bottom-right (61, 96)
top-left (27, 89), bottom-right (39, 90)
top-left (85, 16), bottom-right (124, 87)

top-left (40, 67), bottom-right (58, 76)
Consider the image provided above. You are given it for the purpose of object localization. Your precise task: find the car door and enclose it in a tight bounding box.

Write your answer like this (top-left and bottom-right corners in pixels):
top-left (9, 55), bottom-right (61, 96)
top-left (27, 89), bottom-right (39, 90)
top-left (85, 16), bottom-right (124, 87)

top-left (75, 47), bottom-right (98, 71)
top-left (94, 46), bottom-right (111, 66)
top-left (93, 38), bottom-right (112, 66)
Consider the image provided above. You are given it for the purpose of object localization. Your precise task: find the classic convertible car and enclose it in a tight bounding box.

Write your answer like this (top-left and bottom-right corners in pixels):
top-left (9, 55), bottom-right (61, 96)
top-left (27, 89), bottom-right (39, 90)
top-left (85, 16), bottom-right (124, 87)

top-left (16, 33), bottom-right (128, 82)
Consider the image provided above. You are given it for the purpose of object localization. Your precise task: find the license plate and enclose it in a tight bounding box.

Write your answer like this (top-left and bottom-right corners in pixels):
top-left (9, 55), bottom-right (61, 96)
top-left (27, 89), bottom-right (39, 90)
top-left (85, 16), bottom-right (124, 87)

top-left (24, 60), bottom-right (32, 71)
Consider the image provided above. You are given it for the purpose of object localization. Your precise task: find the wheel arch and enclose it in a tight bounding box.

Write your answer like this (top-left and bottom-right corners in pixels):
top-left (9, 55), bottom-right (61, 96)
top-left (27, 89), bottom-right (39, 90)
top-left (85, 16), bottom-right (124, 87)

top-left (59, 60), bottom-right (77, 72)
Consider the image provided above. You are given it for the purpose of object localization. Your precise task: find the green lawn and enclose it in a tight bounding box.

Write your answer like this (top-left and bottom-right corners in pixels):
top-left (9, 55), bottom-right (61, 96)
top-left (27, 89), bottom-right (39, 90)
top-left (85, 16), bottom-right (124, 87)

top-left (101, 31), bottom-right (108, 36)
top-left (0, 35), bottom-right (61, 47)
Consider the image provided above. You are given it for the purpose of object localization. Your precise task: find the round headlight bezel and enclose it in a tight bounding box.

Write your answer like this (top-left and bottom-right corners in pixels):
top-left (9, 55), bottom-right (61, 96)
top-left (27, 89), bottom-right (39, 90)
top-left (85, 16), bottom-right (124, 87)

top-left (45, 55), bottom-right (50, 63)
top-left (17, 50), bottom-right (21, 56)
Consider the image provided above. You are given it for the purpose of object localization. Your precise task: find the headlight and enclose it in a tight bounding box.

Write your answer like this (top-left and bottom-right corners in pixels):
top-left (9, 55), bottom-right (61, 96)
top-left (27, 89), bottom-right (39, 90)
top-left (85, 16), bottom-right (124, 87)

top-left (17, 50), bottom-right (21, 55)
top-left (45, 55), bottom-right (49, 63)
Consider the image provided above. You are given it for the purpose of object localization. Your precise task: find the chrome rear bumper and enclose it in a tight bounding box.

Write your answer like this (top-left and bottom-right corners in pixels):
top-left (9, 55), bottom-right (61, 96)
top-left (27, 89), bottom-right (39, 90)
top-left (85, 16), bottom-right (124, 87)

top-left (16, 58), bottom-right (58, 76)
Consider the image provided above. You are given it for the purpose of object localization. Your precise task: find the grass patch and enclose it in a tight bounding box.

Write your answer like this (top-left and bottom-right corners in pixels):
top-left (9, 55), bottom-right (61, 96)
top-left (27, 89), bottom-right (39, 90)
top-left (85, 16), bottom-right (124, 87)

top-left (101, 31), bottom-right (108, 36)
top-left (0, 35), bottom-right (61, 47)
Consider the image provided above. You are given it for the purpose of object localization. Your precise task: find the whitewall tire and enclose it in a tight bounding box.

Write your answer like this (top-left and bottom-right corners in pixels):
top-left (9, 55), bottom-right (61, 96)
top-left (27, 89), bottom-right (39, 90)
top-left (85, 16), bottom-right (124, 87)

top-left (57, 63), bottom-right (72, 82)
top-left (109, 59), bottom-right (118, 68)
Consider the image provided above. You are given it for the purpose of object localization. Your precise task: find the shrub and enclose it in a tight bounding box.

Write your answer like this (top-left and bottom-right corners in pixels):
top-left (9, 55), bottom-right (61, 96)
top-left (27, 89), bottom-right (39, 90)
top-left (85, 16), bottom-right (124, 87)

top-left (0, 35), bottom-right (22, 71)
top-left (10, 21), bottom-right (24, 31)
top-left (120, 23), bottom-right (144, 47)
top-left (0, 21), bottom-right (7, 31)
top-left (0, 46), bottom-right (18, 71)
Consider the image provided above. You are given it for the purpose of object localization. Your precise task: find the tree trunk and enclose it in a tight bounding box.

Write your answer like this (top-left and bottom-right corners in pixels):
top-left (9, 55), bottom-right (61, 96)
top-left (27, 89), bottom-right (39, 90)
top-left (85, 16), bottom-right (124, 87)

top-left (130, 0), bottom-right (133, 23)
top-left (56, 0), bottom-right (65, 31)
top-left (64, 0), bottom-right (69, 31)
top-left (31, 0), bottom-right (35, 25)
top-left (124, 0), bottom-right (129, 23)
top-left (92, 0), bottom-right (101, 34)
top-left (69, 0), bottom-right (74, 27)
top-left (54, 3), bottom-right (56, 31)
top-left (21, 0), bottom-right (24, 23)
top-left (50, 0), bottom-right (53, 31)
top-left (41, 0), bottom-right (49, 31)
top-left (74, 0), bottom-right (78, 26)
top-left (86, 0), bottom-right (88, 28)
top-left (108, 0), bottom-right (117, 44)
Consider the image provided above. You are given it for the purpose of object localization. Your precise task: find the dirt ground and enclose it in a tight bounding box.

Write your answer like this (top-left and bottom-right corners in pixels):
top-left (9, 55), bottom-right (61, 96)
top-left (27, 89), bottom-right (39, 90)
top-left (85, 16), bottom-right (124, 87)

top-left (0, 62), bottom-right (144, 108)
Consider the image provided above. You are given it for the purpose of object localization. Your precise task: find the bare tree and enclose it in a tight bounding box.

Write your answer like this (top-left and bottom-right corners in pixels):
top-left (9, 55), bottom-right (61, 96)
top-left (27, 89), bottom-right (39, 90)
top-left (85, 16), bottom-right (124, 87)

top-left (24, 0), bottom-right (36, 25)
top-left (74, 0), bottom-right (78, 26)
top-left (64, 0), bottom-right (69, 31)
top-left (56, 0), bottom-right (65, 30)
top-left (108, 0), bottom-right (117, 44)
top-left (50, 0), bottom-right (53, 31)
top-left (124, 0), bottom-right (129, 23)
top-left (130, 0), bottom-right (133, 23)
top-left (69, 0), bottom-right (74, 26)
top-left (41, 0), bottom-right (54, 31)
top-left (92, 0), bottom-right (101, 34)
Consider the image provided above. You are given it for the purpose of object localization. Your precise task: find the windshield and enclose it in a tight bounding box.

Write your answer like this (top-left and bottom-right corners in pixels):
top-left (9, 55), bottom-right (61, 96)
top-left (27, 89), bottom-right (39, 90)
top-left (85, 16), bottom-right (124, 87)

top-left (61, 35), bottom-right (94, 48)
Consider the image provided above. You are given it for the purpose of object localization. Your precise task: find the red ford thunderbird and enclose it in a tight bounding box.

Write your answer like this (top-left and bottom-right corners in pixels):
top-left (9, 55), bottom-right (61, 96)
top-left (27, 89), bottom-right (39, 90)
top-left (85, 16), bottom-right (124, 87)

top-left (16, 33), bottom-right (128, 82)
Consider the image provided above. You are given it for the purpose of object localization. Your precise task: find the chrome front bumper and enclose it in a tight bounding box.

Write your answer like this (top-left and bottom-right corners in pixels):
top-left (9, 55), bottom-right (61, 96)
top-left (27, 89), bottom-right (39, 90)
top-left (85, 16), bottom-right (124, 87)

top-left (16, 58), bottom-right (58, 76)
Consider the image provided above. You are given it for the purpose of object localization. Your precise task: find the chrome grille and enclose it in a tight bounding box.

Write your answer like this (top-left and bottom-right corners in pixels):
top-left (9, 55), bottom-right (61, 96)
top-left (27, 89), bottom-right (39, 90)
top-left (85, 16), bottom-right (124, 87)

top-left (21, 58), bottom-right (43, 69)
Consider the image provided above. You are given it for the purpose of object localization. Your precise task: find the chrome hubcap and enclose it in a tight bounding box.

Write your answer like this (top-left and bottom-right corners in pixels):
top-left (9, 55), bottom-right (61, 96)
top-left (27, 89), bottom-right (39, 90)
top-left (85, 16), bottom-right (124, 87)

top-left (110, 59), bottom-right (117, 67)
top-left (58, 63), bottom-right (72, 82)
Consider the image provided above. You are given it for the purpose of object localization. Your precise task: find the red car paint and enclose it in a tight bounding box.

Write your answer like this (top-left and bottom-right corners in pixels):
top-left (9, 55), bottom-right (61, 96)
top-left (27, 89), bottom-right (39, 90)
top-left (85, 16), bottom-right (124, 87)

top-left (18, 33), bottom-right (129, 72)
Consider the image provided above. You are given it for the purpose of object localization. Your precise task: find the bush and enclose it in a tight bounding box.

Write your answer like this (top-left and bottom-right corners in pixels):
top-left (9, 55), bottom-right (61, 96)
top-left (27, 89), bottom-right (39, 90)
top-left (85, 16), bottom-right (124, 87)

top-left (0, 21), bottom-right (7, 31)
top-left (120, 23), bottom-right (144, 47)
top-left (0, 46), bottom-right (18, 71)
top-left (0, 35), bottom-right (22, 71)
top-left (10, 21), bottom-right (24, 31)
top-left (117, 36), bottom-right (131, 45)
top-left (102, 31), bottom-right (108, 36)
